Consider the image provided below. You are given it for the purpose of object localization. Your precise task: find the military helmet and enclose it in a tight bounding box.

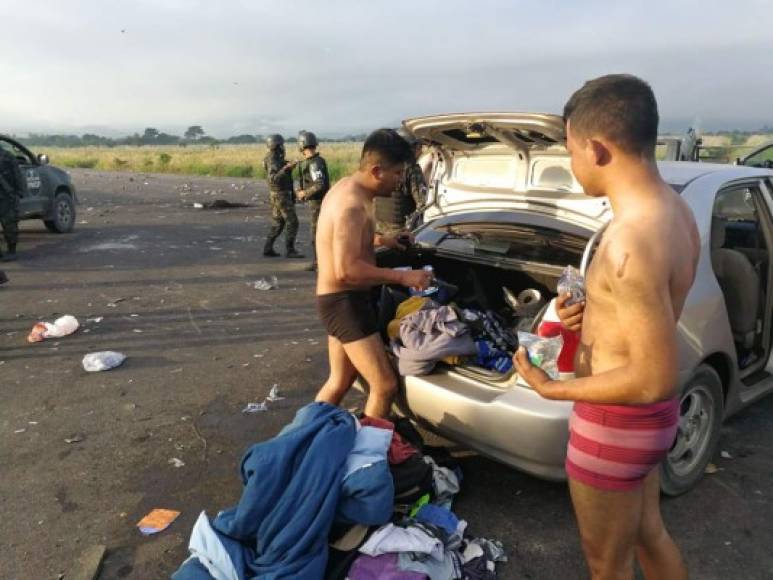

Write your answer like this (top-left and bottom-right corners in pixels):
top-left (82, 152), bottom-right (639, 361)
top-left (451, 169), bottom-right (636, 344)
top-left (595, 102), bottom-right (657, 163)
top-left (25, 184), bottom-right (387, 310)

top-left (266, 134), bottom-right (285, 150)
top-left (298, 130), bottom-right (319, 151)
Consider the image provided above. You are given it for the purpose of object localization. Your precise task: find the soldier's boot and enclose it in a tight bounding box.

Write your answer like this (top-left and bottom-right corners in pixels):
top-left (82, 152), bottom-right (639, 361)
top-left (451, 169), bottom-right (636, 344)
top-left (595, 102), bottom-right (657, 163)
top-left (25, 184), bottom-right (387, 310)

top-left (1, 243), bottom-right (17, 262)
top-left (263, 239), bottom-right (280, 258)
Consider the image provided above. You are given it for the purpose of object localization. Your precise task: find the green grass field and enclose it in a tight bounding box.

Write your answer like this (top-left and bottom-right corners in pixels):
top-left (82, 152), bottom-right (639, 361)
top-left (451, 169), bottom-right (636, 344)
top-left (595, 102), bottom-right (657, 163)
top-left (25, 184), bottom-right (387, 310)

top-left (43, 133), bottom-right (773, 180)
top-left (44, 142), bottom-right (363, 183)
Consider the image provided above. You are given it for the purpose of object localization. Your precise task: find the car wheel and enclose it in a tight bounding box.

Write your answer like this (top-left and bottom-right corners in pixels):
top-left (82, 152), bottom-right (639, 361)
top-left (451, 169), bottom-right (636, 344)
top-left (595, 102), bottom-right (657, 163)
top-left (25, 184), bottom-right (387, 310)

top-left (43, 192), bottom-right (75, 233)
top-left (661, 365), bottom-right (724, 496)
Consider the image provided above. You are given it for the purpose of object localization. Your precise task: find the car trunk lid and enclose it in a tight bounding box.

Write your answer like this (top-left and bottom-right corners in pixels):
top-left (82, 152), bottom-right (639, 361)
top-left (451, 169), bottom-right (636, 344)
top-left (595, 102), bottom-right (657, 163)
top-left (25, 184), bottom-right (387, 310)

top-left (404, 112), bottom-right (611, 229)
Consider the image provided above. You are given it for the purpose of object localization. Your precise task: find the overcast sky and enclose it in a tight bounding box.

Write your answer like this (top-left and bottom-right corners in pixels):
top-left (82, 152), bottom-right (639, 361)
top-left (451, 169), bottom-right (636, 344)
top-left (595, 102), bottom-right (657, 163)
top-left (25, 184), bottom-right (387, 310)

top-left (1, 0), bottom-right (771, 137)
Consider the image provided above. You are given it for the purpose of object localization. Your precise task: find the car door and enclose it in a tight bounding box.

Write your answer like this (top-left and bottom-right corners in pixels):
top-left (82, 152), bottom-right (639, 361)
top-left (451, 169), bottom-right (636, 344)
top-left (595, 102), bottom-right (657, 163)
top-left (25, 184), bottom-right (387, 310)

top-left (0, 136), bottom-right (46, 217)
top-left (763, 178), bottom-right (773, 374)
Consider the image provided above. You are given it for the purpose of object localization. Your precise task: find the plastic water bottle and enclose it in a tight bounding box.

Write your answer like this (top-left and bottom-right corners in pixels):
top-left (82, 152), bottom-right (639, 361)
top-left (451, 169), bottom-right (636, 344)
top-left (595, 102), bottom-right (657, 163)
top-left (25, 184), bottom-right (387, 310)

top-left (410, 265), bottom-right (438, 297)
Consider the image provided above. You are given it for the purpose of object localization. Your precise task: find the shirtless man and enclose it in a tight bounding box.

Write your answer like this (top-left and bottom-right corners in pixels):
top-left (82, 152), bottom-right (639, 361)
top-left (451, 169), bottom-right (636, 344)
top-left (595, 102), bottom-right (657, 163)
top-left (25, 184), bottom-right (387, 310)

top-left (315, 129), bottom-right (433, 418)
top-left (514, 75), bottom-right (699, 580)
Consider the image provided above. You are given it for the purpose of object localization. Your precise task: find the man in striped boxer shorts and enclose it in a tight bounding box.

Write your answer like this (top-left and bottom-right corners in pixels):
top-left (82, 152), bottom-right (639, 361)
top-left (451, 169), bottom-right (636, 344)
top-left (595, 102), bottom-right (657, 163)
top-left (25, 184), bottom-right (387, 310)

top-left (515, 74), bottom-right (699, 580)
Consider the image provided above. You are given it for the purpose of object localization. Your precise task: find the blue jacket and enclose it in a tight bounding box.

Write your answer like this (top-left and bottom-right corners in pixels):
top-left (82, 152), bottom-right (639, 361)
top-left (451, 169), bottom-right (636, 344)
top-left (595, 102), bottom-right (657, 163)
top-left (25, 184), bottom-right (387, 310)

top-left (174, 403), bottom-right (356, 580)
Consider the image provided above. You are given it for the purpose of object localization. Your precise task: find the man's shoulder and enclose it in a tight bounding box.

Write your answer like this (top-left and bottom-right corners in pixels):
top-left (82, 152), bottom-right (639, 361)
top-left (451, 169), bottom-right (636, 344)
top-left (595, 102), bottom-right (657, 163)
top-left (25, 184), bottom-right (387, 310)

top-left (310, 156), bottom-right (328, 171)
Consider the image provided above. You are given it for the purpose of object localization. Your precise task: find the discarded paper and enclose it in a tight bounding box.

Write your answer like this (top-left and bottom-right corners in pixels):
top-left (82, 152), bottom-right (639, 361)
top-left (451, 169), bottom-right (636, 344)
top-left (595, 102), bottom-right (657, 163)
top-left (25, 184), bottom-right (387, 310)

top-left (137, 508), bottom-right (180, 536)
top-left (242, 402), bottom-right (268, 413)
top-left (251, 276), bottom-right (278, 291)
top-left (266, 384), bottom-right (285, 402)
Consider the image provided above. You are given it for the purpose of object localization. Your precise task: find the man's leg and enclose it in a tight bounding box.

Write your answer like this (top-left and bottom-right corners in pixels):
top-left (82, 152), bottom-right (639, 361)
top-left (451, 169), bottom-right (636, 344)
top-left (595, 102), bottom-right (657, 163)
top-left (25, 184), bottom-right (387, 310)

top-left (264, 195), bottom-right (285, 257)
top-left (1, 216), bottom-right (18, 261)
top-left (569, 478), bottom-right (643, 580)
top-left (635, 469), bottom-right (687, 580)
top-left (281, 196), bottom-right (303, 258)
top-left (316, 335), bottom-right (358, 406)
top-left (308, 200), bottom-right (321, 269)
top-left (340, 333), bottom-right (397, 418)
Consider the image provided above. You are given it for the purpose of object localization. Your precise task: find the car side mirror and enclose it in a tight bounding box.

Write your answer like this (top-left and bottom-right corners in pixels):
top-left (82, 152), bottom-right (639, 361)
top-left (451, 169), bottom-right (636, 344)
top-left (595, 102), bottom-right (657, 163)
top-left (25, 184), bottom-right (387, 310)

top-left (37, 153), bottom-right (49, 165)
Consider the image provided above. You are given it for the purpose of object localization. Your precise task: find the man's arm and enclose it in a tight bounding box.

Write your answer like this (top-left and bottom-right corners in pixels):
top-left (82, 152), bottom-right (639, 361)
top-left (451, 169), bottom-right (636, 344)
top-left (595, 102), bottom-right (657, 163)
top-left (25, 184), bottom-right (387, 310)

top-left (266, 157), bottom-right (294, 188)
top-left (333, 207), bottom-right (429, 288)
top-left (516, 231), bottom-right (679, 404)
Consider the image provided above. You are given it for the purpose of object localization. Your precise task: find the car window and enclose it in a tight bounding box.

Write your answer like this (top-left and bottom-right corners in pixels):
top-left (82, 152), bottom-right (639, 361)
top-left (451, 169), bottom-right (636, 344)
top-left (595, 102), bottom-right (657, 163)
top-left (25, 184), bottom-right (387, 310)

top-left (743, 144), bottom-right (773, 168)
top-left (714, 187), bottom-right (758, 221)
top-left (0, 139), bottom-right (32, 164)
top-left (713, 186), bottom-right (763, 253)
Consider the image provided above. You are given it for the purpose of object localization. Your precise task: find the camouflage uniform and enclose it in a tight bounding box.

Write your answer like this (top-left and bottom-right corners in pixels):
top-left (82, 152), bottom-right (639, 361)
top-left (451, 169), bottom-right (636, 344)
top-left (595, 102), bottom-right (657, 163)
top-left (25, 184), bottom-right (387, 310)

top-left (298, 152), bottom-right (330, 265)
top-left (0, 148), bottom-right (22, 259)
top-left (263, 151), bottom-right (300, 256)
top-left (374, 162), bottom-right (427, 235)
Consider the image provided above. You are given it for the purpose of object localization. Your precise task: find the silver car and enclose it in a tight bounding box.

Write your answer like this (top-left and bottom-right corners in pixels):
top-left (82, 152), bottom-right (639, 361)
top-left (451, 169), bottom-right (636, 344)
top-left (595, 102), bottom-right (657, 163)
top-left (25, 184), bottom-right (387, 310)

top-left (361, 113), bottom-right (773, 496)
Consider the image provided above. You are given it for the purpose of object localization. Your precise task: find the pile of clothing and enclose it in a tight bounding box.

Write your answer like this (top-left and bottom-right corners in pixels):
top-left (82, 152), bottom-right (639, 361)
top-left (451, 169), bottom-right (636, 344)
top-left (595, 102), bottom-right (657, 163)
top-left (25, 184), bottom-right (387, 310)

top-left (172, 403), bottom-right (394, 579)
top-left (347, 507), bottom-right (506, 580)
top-left (173, 403), bottom-right (508, 579)
top-left (384, 292), bottom-right (521, 377)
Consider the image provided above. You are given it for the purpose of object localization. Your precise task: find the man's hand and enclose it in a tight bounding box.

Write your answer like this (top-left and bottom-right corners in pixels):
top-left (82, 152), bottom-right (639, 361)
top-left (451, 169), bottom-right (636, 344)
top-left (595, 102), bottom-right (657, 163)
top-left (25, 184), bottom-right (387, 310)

top-left (296, 189), bottom-right (306, 201)
top-left (557, 293), bottom-right (585, 333)
top-left (284, 160), bottom-right (298, 171)
top-left (400, 268), bottom-right (432, 291)
top-left (380, 232), bottom-right (414, 251)
top-left (513, 346), bottom-right (556, 398)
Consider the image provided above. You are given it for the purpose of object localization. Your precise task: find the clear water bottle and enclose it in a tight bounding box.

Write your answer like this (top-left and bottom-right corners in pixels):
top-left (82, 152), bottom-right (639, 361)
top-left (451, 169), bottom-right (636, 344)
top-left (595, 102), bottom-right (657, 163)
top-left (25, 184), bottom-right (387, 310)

top-left (410, 265), bottom-right (438, 297)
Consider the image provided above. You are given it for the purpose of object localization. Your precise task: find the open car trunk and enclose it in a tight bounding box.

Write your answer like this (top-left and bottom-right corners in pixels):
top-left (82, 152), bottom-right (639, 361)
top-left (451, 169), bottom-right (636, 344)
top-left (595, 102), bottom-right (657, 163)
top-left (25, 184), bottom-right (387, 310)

top-left (374, 244), bottom-right (575, 383)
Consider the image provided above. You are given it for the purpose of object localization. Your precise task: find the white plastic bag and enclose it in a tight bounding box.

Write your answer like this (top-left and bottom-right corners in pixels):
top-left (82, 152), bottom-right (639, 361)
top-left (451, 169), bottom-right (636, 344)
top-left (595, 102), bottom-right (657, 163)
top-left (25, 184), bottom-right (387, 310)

top-left (82, 351), bottom-right (127, 372)
top-left (517, 332), bottom-right (563, 380)
top-left (557, 265), bottom-right (586, 306)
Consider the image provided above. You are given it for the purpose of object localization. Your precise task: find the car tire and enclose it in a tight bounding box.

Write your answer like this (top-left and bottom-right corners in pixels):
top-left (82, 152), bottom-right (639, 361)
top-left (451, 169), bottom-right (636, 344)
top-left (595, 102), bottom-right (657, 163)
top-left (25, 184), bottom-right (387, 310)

top-left (660, 365), bottom-right (724, 496)
top-left (43, 191), bottom-right (75, 233)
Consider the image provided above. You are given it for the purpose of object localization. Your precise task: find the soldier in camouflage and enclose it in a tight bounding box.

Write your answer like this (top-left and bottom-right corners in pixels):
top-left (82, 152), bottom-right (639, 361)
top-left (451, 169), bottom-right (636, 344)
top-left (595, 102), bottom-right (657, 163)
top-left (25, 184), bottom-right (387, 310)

top-left (0, 146), bottom-right (23, 262)
top-left (374, 128), bottom-right (427, 236)
top-left (262, 134), bottom-right (304, 259)
top-left (295, 131), bottom-right (330, 271)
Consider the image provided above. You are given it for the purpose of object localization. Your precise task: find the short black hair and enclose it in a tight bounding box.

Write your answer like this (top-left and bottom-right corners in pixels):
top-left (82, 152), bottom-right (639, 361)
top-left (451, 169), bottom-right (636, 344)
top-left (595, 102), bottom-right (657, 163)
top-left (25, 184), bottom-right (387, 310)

top-left (360, 128), bottom-right (413, 169)
top-left (563, 74), bottom-right (659, 157)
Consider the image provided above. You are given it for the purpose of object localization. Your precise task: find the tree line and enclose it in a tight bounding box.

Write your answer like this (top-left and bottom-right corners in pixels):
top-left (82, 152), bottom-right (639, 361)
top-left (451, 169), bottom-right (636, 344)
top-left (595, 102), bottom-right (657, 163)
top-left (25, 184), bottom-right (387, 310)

top-left (16, 125), bottom-right (368, 148)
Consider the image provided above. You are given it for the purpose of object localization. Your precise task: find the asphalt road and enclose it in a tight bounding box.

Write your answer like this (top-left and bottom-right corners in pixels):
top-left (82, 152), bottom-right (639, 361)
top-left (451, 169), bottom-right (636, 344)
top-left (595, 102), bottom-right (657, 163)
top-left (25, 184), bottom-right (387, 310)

top-left (1, 169), bottom-right (771, 579)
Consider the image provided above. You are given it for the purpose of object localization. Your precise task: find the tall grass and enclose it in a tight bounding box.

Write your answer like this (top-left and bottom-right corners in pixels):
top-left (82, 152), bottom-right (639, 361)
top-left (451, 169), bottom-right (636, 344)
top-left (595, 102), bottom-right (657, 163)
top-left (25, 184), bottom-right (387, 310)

top-left (45, 142), bottom-right (362, 181)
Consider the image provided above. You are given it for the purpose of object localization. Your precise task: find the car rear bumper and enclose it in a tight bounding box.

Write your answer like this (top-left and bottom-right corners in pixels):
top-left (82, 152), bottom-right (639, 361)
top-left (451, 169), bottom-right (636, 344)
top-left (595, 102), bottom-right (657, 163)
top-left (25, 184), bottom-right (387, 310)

top-left (356, 368), bottom-right (573, 481)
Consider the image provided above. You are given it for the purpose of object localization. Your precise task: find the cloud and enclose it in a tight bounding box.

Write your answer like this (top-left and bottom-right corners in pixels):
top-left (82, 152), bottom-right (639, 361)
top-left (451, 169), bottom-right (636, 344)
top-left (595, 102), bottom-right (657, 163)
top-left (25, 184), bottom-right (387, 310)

top-left (1, 0), bottom-right (771, 136)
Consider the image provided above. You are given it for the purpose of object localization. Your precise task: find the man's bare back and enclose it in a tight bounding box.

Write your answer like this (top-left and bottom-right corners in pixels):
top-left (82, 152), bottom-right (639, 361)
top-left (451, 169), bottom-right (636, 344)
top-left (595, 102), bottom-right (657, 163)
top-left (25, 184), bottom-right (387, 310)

top-left (316, 176), bottom-right (376, 295)
top-left (575, 187), bottom-right (700, 388)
